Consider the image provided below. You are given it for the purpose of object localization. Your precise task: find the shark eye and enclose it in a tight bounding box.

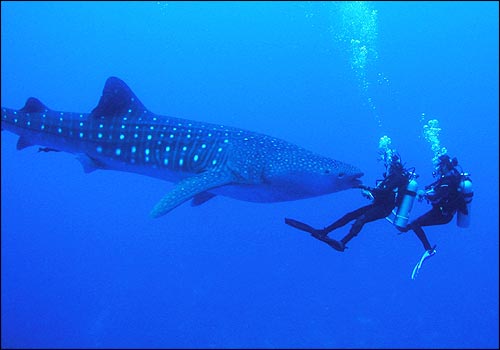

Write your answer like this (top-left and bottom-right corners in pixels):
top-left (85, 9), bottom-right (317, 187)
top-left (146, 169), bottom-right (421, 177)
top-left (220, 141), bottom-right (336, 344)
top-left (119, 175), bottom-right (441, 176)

top-left (338, 172), bottom-right (345, 179)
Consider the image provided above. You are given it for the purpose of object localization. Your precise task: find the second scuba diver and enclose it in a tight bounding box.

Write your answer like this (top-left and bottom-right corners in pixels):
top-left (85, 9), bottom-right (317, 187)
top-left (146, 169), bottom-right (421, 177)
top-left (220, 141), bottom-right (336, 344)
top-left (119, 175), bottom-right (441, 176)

top-left (397, 154), bottom-right (471, 279)
top-left (398, 155), bottom-right (469, 251)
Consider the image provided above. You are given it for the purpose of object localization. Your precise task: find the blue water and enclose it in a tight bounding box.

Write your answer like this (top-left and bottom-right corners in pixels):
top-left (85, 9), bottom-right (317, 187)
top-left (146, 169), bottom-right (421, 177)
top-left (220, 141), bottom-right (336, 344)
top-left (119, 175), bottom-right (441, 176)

top-left (1, 2), bottom-right (498, 348)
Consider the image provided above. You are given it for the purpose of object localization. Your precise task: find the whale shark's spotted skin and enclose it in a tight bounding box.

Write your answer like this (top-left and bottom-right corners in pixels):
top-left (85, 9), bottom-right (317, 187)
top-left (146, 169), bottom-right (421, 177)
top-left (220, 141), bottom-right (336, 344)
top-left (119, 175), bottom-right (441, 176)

top-left (1, 77), bottom-right (363, 217)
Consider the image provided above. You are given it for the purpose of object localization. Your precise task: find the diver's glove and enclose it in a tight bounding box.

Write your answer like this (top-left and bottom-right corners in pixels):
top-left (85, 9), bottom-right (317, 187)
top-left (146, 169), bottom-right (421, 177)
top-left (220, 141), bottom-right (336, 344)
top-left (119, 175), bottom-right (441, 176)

top-left (358, 185), bottom-right (374, 200)
top-left (361, 189), bottom-right (374, 201)
top-left (416, 189), bottom-right (426, 202)
top-left (411, 245), bottom-right (437, 280)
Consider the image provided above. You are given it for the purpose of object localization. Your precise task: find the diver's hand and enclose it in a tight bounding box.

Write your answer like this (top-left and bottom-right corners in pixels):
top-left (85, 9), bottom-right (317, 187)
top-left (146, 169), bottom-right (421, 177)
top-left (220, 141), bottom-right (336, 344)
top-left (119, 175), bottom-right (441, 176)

top-left (417, 189), bottom-right (426, 202)
top-left (361, 189), bottom-right (374, 200)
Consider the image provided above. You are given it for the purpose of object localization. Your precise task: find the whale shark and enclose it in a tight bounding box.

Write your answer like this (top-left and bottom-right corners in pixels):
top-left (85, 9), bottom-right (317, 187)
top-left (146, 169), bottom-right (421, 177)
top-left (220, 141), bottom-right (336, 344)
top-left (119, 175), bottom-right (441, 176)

top-left (1, 77), bottom-right (363, 217)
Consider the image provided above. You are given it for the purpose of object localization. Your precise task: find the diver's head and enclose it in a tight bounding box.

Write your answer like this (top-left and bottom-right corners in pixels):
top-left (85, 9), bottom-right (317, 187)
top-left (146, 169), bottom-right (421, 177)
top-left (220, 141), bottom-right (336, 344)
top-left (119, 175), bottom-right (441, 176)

top-left (434, 154), bottom-right (458, 177)
top-left (386, 153), bottom-right (404, 176)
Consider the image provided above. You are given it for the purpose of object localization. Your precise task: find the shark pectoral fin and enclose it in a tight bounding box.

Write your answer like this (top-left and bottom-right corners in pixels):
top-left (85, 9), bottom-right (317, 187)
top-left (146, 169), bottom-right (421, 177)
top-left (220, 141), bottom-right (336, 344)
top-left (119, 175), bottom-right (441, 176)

top-left (76, 154), bottom-right (105, 173)
top-left (16, 137), bottom-right (33, 150)
top-left (38, 147), bottom-right (60, 153)
top-left (191, 192), bottom-right (217, 207)
top-left (150, 170), bottom-right (233, 218)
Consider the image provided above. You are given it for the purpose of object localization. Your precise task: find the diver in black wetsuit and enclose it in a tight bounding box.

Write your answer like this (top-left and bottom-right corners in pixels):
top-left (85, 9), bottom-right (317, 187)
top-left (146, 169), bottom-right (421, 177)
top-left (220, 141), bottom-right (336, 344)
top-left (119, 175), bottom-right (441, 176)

top-left (399, 154), bottom-right (467, 252)
top-left (285, 154), bottom-right (409, 252)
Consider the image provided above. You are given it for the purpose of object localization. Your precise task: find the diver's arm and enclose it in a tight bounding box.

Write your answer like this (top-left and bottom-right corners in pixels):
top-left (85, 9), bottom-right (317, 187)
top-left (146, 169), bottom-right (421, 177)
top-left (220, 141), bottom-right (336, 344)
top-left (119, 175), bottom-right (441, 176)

top-left (422, 181), bottom-right (450, 202)
top-left (371, 173), bottom-right (399, 195)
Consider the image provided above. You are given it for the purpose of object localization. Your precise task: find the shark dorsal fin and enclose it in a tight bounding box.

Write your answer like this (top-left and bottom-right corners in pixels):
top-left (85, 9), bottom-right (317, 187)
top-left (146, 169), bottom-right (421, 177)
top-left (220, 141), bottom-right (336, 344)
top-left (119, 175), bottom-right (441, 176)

top-left (20, 98), bottom-right (48, 113)
top-left (90, 77), bottom-right (147, 118)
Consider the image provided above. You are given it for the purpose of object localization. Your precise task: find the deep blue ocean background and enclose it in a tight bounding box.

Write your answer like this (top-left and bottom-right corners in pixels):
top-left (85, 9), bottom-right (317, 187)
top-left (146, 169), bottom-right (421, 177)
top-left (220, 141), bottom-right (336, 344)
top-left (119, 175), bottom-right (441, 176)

top-left (1, 2), bottom-right (498, 348)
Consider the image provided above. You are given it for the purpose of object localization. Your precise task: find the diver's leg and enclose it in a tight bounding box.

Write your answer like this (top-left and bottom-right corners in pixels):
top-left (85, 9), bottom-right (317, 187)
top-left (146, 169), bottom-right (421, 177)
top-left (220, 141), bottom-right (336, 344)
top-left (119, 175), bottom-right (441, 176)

top-left (338, 218), bottom-right (364, 248)
top-left (321, 218), bottom-right (365, 253)
top-left (338, 204), bottom-right (391, 247)
top-left (411, 224), bottom-right (433, 251)
top-left (406, 208), bottom-right (444, 251)
top-left (323, 205), bottom-right (373, 234)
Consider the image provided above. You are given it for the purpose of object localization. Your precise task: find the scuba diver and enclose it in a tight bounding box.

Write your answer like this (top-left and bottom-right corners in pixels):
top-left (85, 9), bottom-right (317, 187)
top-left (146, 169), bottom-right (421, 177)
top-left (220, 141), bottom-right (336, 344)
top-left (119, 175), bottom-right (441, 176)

top-left (285, 154), bottom-right (411, 252)
top-left (397, 154), bottom-right (472, 279)
top-left (398, 154), bottom-right (469, 252)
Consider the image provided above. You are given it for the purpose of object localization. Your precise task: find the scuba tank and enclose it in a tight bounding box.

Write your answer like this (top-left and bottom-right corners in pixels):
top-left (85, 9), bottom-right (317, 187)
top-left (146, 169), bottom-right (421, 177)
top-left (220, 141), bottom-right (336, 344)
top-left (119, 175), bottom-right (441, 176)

top-left (457, 173), bottom-right (473, 228)
top-left (386, 170), bottom-right (418, 228)
top-left (393, 176), bottom-right (419, 228)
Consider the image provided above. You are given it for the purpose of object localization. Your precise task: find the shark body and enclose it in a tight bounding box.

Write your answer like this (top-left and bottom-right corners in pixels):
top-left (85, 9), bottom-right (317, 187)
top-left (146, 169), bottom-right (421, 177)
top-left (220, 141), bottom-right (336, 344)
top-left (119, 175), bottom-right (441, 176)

top-left (1, 77), bottom-right (363, 217)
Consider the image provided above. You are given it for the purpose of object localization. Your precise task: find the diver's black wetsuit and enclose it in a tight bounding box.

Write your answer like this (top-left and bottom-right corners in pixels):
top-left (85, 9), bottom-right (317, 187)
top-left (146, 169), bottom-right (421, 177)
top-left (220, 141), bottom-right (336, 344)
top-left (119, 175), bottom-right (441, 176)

top-left (285, 169), bottom-right (408, 251)
top-left (402, 169), bottom-right (466, 250)
top-left (325, 170), bottom-right (408, 246)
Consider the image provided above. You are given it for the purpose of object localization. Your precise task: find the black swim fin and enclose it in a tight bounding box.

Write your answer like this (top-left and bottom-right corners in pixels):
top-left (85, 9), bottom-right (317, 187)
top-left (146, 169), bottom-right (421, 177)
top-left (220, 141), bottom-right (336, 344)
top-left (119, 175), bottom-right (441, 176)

top-left (284, 218), bottom-right (318, 234)
top-left (285, 218), bottom-right (345, 252)
top-left (310, 233), bottom-right (346, 252)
